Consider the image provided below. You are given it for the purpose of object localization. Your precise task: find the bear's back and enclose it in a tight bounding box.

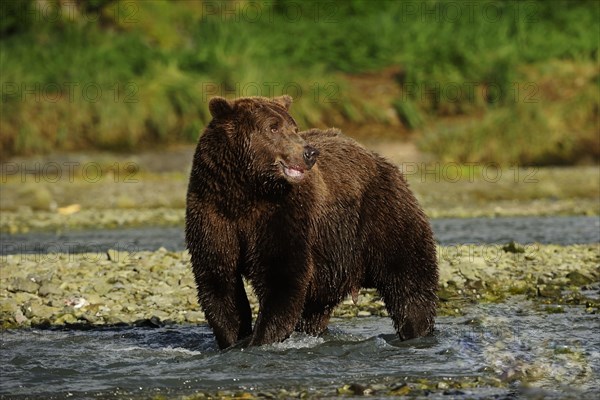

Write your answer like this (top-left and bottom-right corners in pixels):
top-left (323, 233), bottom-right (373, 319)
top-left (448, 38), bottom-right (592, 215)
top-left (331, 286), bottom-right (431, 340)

top-left (301, 128), bottom-right (393, 202)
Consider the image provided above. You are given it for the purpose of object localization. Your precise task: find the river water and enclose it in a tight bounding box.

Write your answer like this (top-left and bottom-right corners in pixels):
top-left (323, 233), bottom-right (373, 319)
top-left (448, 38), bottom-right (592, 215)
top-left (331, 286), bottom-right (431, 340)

top-left (2, 216), bottom-right (599, 255)
top-left (2, 300), bottom-right (599, 399)
top-left (1, 216), bottom-right (599, 398)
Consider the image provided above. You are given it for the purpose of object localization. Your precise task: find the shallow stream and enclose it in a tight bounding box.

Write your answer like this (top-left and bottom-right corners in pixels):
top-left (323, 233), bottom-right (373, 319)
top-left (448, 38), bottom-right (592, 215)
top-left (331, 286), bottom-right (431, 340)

top-left (2, 216), bottom-right (599, 255)
top-left (2, 300), bottom-right (599, 399)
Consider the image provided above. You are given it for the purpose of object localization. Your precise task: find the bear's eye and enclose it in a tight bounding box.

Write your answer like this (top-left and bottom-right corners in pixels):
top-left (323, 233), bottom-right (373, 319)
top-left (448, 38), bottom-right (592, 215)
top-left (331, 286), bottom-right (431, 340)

top-left (270, 125), bottom-right (279, 134)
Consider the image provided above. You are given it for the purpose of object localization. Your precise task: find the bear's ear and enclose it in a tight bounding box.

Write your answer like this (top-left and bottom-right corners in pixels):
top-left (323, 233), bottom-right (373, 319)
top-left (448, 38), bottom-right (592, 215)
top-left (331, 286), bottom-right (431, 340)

top-left (209, 97), bottom-right (233, 119)
top-left (273, 95), bottom-right (293, 111)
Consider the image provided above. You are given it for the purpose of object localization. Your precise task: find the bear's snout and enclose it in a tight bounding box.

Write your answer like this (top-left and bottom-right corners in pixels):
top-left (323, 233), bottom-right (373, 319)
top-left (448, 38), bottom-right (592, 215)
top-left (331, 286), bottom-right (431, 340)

top-left (303, 145), bottom-right (319, 169)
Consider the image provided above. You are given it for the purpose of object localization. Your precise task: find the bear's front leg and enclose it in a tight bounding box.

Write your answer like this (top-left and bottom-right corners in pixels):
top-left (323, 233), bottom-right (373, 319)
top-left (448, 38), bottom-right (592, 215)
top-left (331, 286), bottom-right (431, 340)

top-left (187, 235), bottom-right (252, 349)
top-left (248, 251), bottom-right (312, 347)
top-left (195, 272), bottom-right (253, 349)
top-left (186, 206), bottom-right (254, 349)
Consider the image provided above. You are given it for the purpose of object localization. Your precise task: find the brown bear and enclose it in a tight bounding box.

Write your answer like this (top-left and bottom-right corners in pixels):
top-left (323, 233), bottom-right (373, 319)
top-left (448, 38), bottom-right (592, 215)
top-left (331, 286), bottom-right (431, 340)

top-left (185, 96), bottom-right (438, 349)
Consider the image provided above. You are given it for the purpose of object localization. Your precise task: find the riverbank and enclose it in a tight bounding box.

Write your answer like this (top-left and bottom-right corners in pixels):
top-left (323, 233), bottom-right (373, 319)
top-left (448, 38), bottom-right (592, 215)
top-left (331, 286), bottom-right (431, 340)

top-left (1, 244), bottom-right (597, 330)
top-left (4, 2), bottom-right (599, 167)
top-left (1, 156), bottom-right (598, 233)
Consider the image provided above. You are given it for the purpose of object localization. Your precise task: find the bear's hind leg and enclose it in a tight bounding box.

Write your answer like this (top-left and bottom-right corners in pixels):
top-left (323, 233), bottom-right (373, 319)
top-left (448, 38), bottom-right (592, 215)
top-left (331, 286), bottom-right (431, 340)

top-left (296, 306), bottom-right (332, 336)
top-left (377, 281), bottom-right (436, 341)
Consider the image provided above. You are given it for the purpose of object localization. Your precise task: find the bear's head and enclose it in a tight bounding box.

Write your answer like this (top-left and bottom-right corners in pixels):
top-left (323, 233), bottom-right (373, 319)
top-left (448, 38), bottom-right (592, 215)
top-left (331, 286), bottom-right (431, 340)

top-left (207, 96), bottom-right (319, 185)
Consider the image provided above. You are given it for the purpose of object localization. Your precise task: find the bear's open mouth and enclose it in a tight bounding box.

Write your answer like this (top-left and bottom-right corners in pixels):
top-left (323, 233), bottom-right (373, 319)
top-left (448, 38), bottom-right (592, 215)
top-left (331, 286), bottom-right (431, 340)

top-left (281, 163), bottom-right (305, 179)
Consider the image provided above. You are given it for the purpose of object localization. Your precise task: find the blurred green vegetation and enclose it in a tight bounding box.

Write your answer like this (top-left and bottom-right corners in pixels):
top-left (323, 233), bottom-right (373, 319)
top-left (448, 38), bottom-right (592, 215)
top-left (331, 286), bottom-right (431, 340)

top-left (1, 0), bottom-right (598, 165)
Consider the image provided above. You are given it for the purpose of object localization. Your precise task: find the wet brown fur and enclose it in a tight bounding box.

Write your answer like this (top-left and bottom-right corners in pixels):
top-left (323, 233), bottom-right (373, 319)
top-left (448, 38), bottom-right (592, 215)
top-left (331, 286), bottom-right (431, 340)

top-left (186, 96), bottom-right (438, 349)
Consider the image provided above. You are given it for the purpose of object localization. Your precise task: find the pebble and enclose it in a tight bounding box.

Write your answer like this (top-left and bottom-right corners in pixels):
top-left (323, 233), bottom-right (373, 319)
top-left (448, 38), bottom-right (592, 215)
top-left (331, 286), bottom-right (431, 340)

top-left (10, 277), bottom-right (39, 294)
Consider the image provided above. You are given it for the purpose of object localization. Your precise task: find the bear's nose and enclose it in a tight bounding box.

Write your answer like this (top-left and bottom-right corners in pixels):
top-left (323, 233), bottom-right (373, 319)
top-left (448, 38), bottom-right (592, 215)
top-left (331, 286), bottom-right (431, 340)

top-left (303, 146), bottom-right (319, 169)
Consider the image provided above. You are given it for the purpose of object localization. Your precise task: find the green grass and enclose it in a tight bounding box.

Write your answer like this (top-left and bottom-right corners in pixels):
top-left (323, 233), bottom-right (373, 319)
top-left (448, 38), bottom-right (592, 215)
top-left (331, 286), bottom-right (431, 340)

top-left (1, 0), bottom-right (598, 164)
top-left (418, 61), bottom-right (600, 164)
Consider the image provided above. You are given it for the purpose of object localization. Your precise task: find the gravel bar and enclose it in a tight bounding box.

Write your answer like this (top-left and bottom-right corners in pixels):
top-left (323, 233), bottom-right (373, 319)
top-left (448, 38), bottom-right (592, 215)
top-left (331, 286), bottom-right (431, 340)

top-left (1, 244), bottom-right (598, 329)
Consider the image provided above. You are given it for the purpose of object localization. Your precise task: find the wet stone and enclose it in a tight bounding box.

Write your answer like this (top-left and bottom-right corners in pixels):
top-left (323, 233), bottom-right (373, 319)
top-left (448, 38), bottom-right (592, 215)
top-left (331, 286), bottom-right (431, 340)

top-left (14, 309), bottom-right (28, 325)
top-left (26, 303), bottom-right (57, 321)
top-left (38, 283), bottom-right (61, 297)
top-left (0, 298), bottom-right (20, 314)
top-left (10, 277), bottom-right (40, 294)
top-left (503, 241), bottom-right (525, 253)
top-left (55, 313), bottom-right (78, 325)
top-left (12, 291), bottom-right (37, 304)
top-left (389, 383), bottom-right (411, 396)
top-left (566, 271), bottom-right (594, 286)
top-left (93, 281), bottom-right (113, 295)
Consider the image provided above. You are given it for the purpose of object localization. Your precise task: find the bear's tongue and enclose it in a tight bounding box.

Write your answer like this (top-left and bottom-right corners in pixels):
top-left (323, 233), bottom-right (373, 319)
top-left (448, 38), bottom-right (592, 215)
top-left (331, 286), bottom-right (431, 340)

top-left (284, 166), bottom-right (304, 178)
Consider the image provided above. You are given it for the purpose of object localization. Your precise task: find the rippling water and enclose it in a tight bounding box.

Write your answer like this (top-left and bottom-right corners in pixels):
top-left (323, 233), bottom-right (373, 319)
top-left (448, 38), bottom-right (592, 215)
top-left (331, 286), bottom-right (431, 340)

top-left (1, 300), bottom-right (598, 399)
